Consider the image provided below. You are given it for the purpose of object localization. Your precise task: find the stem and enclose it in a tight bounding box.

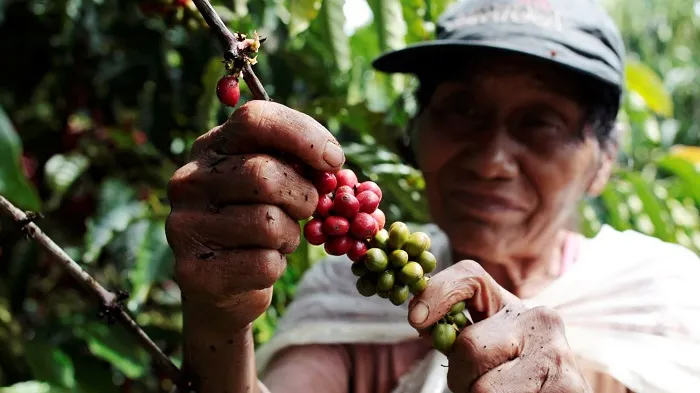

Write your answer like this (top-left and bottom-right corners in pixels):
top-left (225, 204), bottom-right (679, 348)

top-left (0, 195), bottom-right (181, 385)
top-left (191, 0), bottom-right (270, 101)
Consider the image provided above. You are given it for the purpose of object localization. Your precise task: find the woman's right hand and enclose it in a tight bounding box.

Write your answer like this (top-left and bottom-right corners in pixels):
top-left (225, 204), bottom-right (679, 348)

top-left (165, 100), bottom-right (345, 331)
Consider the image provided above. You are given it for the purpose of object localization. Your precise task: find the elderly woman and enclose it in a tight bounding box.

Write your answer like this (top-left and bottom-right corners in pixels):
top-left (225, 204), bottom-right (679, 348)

top-left (165, 0), bottom-right (700, 392)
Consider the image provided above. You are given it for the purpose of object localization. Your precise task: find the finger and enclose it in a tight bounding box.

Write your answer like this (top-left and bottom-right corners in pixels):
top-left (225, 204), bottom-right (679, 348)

top-left (166, 205), bottom-right (301, 256)
top-left (407, 260), bottom-right (524, 330)
top-left (445, 308), bottom-right (523, 392)
top-left (190, 101), bottom-right (345, 172)
top-left (464, 356), bottom-right (543, 393)
top-left (167, 154), bottom-right (318, 220)
top-left (175, 249), bottom-right (287, 298)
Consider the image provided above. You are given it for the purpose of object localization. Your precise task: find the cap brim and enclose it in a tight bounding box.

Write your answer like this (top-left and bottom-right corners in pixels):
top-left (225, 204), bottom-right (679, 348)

top-left (372, 38), bottom-right (622, 89)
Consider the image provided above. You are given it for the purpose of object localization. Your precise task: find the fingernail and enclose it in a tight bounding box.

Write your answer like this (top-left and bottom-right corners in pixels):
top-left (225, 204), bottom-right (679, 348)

top-left (409, 301), bottom-right (429, 325)
top-left (323, 141), bottom-right (344, 167)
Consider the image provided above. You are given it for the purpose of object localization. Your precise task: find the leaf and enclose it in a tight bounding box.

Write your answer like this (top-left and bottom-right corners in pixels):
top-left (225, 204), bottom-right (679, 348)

top-left (0, 105), bottom-right (41, 211)
top-left (657, 154), bottom-right (700, 205)
top-left (73, 323), bottom-right (149, 379)
top-left (286, 0), bottom-right (322, 36)
top-left (0, 382), bottom-right (68, 393)
top-left (625, 59), bottom-right (674, 118)
top-left (23, 340), bottom-right (75, 390)
top-left (318, 0), bottom-right (351, 74)
top-left (125, 219), bottom-right (174, 311)
top-left (43, 153), bottom-right (90, 210)
top-left (82, 179), bottom-right (148, 264)
top-left (367, 0), bottom-right (406, 52)
top-left (668, 145), bottom-right (700, 164)
top-left (620, 171), bottom-right (675, 242)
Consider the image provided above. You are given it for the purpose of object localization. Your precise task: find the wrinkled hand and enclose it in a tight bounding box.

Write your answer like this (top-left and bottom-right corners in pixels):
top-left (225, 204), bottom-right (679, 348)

top-left (408, 260), bottom-right (590, 393)
top-left (165, 101), bottom-right (345, 330)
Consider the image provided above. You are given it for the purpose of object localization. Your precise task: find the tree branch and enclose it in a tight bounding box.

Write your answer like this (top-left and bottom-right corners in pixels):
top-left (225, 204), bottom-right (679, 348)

top-left (0, 195), bottom-right (182, 386)
top-left (191, 0), bottom-right (270, 101)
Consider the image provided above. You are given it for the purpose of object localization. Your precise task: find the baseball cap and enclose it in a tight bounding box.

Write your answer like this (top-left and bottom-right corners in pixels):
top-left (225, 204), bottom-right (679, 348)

top-left (372, 0), bottom-right (626, 91)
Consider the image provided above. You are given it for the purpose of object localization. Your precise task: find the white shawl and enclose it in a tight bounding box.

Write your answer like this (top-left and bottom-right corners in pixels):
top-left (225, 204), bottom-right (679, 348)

top-left (255, 225), bottom-right (700, 393)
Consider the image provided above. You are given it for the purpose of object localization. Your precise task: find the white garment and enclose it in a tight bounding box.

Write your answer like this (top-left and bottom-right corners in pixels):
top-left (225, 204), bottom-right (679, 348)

top-left (255, 224), bottom-right (700, 393)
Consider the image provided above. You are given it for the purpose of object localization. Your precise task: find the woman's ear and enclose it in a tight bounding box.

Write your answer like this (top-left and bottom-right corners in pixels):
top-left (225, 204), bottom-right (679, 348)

top-left (587, 141), bottom-right (618, 197)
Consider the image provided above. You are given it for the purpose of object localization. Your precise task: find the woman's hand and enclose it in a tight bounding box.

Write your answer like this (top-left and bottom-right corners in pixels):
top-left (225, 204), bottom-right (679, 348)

top-left (166, 100), bottom-right (345, 332)
top-left (407, 260), bottom-right (590, 393)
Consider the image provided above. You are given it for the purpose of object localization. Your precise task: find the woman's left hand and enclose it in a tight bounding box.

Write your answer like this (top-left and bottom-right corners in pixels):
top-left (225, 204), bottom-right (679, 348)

top-left (407, 260), bottom-right (590, 393)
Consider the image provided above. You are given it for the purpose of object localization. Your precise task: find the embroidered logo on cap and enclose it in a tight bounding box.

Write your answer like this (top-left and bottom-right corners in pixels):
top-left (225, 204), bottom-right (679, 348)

top-left (441, 0), bottom-right (564, 32)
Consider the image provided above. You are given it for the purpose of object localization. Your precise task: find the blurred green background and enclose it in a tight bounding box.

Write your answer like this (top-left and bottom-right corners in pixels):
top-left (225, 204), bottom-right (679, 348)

top-left (0, 0), bottom-right (698, 392)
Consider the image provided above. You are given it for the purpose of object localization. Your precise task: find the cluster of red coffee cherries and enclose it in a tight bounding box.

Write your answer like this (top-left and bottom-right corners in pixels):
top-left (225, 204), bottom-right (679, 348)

top-left (303, 169), bottom-right (386, 263)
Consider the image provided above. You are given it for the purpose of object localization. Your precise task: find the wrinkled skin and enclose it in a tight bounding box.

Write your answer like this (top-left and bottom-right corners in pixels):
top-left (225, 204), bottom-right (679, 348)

top-left (165, 51), bottom-right (618, 393)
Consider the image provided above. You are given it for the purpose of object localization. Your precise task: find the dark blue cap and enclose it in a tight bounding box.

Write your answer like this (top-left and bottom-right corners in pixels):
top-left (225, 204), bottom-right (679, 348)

top-left (372, 0), bottom-right (626, 91)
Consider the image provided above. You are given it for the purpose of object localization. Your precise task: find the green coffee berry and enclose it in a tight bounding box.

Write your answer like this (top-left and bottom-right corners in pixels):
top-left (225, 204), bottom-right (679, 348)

top-left (351, 261), bottom-right (370, 277)
top-left (408, 276), bottom-right (428, 294)
top-left (389, 249), bottom-right (409, 268)
top-left (399, 261), bottom-right (424, 285)
top-left (364, 248), bottom-right (388, 272)
top-left (389, 284), bottom-right (410, 306)
top-left (356, 275), bottom-right (377, 297)
top-left (370, 229), bottom-right (389, 250)
top-left (432, 323), bottom-right (457, 354)
top-left (417, 251), bottom-right (437, 274)
top-left (453, 312), bottom-right (468, 329)
top-left (377, 290), bottom-right (390, 299)
top-left (377, 270), bottom-right (396, 292)
top-left (387, 222), bottom-right (411, 250)
top-left (404, 232), bottom-right (431, 257)
top-left (449, 301), bottom-right (466, 315)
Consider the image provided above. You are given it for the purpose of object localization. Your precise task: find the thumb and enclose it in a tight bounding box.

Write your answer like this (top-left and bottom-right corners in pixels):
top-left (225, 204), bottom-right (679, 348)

top-left (407, 259), bottom-right (525, 331)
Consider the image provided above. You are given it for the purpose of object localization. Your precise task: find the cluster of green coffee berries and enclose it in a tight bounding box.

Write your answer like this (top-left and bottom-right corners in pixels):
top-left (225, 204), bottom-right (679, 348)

top-left (351, 222), bottom-right (436, 304)
top-left (430, 301), bottom-right (468, 354)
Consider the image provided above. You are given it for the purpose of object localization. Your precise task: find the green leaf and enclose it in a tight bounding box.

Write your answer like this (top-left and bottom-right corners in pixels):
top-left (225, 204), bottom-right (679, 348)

top-left (23, 340), bottom-right (75, 390)
top-left (73, 323), bottom-right (149, 380)
top-left (368, 0), bottom-right (406, 52)
top-left (125, 219), bottom-right (174, 311)
top-left (286, 0), bottom-right (322, 36)
top-left (598, 183), bottom-right (633, 231)
top-left (657, 154), bottom-right (700, 205)
top-left (43, 153), bottom-right (90, 210)
top-left (0, 105), bottom-right (40, 211)
top-left (0, 382), bottom-right (68, 393)
top-left (318, 0), bottom-right (351, 74)
top-left (83, 179), bottom-right (148, 264)
top-left (620, 171), bottom-right (675, 242)
top-left (625, 59), bottom-right (674, 118)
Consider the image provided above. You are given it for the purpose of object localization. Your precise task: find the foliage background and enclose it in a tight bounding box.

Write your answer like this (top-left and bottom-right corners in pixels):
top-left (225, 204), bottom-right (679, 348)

top-left (0, 0), bottom-right (698, 391)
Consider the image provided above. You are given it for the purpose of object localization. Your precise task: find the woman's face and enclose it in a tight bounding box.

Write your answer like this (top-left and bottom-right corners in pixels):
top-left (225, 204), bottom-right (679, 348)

top-left (415, 53), bottom-right (615, 263)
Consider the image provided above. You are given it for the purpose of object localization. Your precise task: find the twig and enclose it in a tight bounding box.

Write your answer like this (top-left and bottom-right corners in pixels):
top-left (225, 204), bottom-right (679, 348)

top-left (191, 0), bottom-right (270, 101)
top-left (0, 195), bottom-right (182, 385)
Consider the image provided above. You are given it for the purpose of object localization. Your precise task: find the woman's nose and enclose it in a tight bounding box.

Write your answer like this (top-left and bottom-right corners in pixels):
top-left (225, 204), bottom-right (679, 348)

top-left (459, 129), bottom-right (519, 181)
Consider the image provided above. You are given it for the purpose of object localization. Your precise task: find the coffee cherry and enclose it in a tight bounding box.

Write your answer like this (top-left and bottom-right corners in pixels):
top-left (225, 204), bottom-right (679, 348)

top-left (389, 284), bottom-right (410, 306)
top-left (388, 222), bottom-right (411, 250)
top-left (216, 75), bottom-right (241, 107)
top-left (356, 275), bottom-right (377, 297)
top-left (323, 216), bottom-right (349, 236)
top-left (377, 270), bottom-right (395, 292)
top-left (347, 240), bottom-right (368, 262)
top-left (335, 185), bottom-right (355, 197)
top-left (377, 290), bottom-right (390, 299)
top-left (324, 235), bottom-right (352, 255)
top-left (370, 229), bottom-right (389, 250)
top-left (370, 209), bottom-right (386, 231)
top-left (363, 248), bottom-right (388, 272)
top-left (332, 193), bottom-right (360, 219)
top-left (404, 232), bottom-right (431, 258)
top-left (453, 312), bottom-right (469, 329)
top-left (350, 213), bottom-right (378, 240)
top-left (409, 276), bottom-right (428, 294)
top-left (399, 262), bottom-right (423, 285)
top-left (449, 301), bottom-right (466, 315)
top-left (303, 218), bottom-right (326, 246)
top-left (357, 191), bottom-right (380, 213)
top-left (389, 249), bottom-right (409, 269)
top-left (351, 261), bottom-right (370, 277)
top-left (314, 172), bottom-right (337, 195)
top-left (432, 323), bottom-right (457, 354)
top-left (315, 194), bottom-right (333, 217)
top-left (356, 181), bottom-right (382, 200)
top-left (336, 169), bottom-right (358, 189)
top-left (416, 251), bottom-right (437, 274)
